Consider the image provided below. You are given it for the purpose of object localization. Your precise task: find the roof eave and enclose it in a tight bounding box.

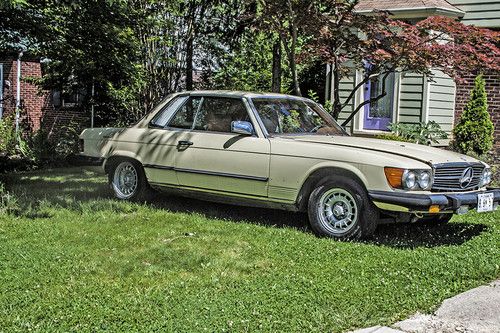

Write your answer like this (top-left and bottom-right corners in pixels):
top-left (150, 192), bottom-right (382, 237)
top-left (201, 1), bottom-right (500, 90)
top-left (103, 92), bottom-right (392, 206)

top-left (356, 7), bottom-right (465, 19)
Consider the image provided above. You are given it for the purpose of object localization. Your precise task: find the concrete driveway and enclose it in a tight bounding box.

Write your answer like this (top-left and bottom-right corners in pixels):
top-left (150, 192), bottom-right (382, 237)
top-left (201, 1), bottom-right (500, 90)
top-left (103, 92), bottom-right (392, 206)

top-left (351, 280), bottom-right (500, 333)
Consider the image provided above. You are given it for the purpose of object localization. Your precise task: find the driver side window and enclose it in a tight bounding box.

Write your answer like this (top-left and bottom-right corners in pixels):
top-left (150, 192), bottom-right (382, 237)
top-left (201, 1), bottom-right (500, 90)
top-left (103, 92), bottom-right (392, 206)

top-left (194, 97), bottom-right (251, 133)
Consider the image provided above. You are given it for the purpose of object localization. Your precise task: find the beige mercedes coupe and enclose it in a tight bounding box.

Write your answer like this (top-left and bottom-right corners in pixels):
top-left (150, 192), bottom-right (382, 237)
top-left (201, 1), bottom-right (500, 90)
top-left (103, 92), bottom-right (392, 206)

top-left (80, 91), bottom-right (499, 240)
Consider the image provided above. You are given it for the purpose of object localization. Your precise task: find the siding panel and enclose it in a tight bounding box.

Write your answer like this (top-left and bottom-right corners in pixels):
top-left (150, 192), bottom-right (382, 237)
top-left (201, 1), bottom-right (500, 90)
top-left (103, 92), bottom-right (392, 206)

top-left (398, 73), bottom-right (424, 124)
top-left (335, 72), bottom-right (356, 130)
top-left (448, 0), bottom-right (500, 28)
top-left (427, 70), bottom-right (456, 134)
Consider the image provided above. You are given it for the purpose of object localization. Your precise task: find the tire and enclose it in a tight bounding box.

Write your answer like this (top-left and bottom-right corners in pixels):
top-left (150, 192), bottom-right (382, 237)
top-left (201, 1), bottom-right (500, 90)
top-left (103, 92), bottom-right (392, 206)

top-left (108, 159), bottom-right (152, 202)
top-left (307, 176), bottom-right (378, 240)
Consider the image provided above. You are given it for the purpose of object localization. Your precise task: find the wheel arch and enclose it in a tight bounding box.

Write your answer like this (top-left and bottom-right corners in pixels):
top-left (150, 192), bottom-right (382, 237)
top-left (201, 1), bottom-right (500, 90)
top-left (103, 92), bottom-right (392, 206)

top-left (296, 164), bottom-right (369, 212)
top-left (104, 152), bottom-right (144, 174)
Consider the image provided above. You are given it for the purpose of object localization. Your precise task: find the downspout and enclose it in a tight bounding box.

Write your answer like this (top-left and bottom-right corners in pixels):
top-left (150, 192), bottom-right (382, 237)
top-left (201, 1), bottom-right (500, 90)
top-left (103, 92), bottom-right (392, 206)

top-left (15, 51), bottom-right (23, 134)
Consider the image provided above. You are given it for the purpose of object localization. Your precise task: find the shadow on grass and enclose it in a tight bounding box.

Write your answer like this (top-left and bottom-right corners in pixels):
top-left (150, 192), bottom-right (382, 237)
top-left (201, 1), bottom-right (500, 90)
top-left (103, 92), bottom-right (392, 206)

top-left (1, 167), bottom-right (490, 248)
top-left (148, 192), bottom-right (310, 231)
top-left (367, 222), bottom-right (488, 249)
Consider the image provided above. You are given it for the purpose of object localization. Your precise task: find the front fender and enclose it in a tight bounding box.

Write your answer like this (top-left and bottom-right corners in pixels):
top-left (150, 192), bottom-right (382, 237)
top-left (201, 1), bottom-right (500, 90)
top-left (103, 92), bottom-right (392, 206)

top-left (299, 161), bottom-right (369, 190)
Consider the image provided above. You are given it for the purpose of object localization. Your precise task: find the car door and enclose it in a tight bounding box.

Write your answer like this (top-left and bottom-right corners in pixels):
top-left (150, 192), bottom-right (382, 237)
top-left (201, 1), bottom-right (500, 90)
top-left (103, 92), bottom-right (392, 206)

top-left (172, 96), bottom-right (271, 197)
top-left (138, 95), bottom-right (191, 186)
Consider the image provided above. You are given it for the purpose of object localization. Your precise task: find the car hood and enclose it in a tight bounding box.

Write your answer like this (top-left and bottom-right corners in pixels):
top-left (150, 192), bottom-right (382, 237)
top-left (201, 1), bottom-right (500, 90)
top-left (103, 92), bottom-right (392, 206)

top-left (281, 135), bottom-right (480, 165)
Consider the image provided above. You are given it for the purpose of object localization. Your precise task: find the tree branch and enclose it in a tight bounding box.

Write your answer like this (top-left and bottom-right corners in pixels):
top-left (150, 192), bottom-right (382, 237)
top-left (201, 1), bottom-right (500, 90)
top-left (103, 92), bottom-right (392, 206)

top-left (341, 71), bottom-right (392, 127)
top-left (340, 69), bottom-right (381, 111)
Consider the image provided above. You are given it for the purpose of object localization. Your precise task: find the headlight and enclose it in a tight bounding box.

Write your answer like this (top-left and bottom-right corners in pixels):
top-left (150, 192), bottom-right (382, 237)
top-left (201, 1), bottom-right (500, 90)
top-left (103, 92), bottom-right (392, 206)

top-left (480, 168), bottom-right (492, 187)
top-left (385, 167), bottom-right (433, 190)
top-left (403, 170), bottom-right (417, 190)
top-left (417, 171), bottom-right (432, 190)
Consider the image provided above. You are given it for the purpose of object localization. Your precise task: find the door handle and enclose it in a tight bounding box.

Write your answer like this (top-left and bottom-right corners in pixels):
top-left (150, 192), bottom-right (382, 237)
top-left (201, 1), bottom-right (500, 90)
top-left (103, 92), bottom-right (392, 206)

top-left (178, 140), bottom-right (193, 146)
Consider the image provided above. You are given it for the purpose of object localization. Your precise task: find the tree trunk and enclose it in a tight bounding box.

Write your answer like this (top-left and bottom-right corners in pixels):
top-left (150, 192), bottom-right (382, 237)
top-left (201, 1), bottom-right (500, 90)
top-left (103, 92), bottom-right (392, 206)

top-left (271, 39), bottom-right (282, 93)
top-left (332, 57), bottom-right (341, 120)
top-left (186, 36), bottom-right (194, 91)
top-left (289, 25), bottom-right (301, 97)
top-left (289, 56), bottom-right (301, 96)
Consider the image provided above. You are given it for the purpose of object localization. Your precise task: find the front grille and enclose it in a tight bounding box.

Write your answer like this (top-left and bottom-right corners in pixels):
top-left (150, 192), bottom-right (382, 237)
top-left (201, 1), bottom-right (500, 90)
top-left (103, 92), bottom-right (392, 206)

top-left (432, 163), bottom-right (485, 192)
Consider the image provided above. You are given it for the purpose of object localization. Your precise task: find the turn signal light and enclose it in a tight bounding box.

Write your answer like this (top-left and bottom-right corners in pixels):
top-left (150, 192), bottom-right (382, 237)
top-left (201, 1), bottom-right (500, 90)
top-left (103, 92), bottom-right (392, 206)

top-left (429, 205), bottom-right (440, 213)
top-left (384, 167), bottom-right (404, 188)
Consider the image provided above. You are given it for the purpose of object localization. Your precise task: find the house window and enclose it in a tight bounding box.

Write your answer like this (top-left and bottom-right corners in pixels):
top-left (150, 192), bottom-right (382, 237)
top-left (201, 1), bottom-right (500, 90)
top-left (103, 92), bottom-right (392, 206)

top-left (51, 88), bottom-right (86, 108)
top-left (363, 71), bottom-right (395, 131)
top-left (62, 90), bottom-right (83, 107)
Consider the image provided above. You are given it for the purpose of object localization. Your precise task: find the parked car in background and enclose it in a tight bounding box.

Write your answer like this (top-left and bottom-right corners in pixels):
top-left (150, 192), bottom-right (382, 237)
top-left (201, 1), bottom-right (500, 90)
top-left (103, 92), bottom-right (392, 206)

top-left (80, 91), bottom-right (499, 240)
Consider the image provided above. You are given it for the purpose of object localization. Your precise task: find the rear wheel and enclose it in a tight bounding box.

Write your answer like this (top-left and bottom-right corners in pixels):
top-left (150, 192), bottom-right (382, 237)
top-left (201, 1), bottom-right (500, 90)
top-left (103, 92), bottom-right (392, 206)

top-left (109, 160), bottom-right (151, 202)
top-left (307, 177), bottom-right (378, 240)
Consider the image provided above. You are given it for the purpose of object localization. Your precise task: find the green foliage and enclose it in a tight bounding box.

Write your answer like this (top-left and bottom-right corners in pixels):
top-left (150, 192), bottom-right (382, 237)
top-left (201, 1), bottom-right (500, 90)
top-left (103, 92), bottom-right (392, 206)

top-left (1, 0), bottom-right (143, 125)
top-left (0, 167), bottom-right (500, 331)
top-left (375, 133), bottom-right (413, 143)
top-left (0, 113), bottom-right (35, 160)
top-left (0, 114), bottom-right (17, 156)
top-left (308, 90), bottom-right (336, 117)
top-left (307, 90), bottom-right (320, 102)
top-left (452, 74), bottom-right (494, 156)
top-left (54, 124), bottom-right (81, 159)
top-left (17, 136), bottom-right (34, 160)
top-left (0, 182), bottom-right (19, 215)
top-left (485, 162), bottom-right (499, 187)
top-left (31, 122), bottom-right (82, 162)
top-left (211, 33), bottom-right (275, 92)
top-left (388, 121), bottom-right (448, 145)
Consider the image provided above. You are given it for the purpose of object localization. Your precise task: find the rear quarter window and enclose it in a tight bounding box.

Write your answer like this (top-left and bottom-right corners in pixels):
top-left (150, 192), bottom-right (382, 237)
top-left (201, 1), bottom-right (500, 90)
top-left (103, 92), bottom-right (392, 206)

top-left (150, 96), bottom-right (189, 128)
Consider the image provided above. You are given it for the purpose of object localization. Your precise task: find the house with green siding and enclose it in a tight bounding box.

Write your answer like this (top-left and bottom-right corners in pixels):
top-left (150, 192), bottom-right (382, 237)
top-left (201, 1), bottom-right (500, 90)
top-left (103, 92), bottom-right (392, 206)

top-left (327, 0), bottom-right (500, 153)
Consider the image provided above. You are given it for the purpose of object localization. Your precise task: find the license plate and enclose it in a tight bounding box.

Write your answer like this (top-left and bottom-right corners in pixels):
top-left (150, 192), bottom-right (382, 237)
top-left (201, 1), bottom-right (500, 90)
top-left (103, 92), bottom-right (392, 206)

top-left (477, 193), bottom-right (494, 213)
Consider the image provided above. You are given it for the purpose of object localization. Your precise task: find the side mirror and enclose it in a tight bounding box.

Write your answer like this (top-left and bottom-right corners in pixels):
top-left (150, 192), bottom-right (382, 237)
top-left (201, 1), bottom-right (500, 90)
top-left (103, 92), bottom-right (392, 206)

top-left (231, 121), bottom-right (254, 136)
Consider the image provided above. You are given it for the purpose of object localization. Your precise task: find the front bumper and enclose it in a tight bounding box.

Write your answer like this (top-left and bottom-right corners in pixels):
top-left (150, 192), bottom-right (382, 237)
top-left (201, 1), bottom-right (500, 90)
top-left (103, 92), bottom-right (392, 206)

top-left (369, 188), bottom-right (500, 214)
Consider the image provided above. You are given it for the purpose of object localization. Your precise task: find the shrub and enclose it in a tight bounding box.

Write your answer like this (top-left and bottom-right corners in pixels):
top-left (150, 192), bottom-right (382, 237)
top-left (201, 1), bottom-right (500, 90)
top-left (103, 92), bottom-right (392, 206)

top-left (375, 133), bottom-right (413, 143)
top-left (0, 113), bottom-right (35, 162)
top-left (387, 121), bottom-right (448, 145)
top-left (0, 114), bottom-right (17, 156)
top-left (0, 181), bottom-right (19, 216)
top-left (54, 123), bottom-right (81, 159)
top-left (452, 74), bottom-right (494, 156)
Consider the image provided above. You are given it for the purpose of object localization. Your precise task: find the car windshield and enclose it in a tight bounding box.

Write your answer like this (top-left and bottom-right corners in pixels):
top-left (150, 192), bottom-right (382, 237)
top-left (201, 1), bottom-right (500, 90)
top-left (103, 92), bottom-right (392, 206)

top-left (251, 97), bottom-right (345, 136)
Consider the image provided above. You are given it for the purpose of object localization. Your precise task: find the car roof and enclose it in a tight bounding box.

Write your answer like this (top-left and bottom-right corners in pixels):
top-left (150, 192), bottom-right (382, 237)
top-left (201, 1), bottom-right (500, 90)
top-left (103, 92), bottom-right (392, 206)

top-left (180, 90), bottom-right (314, 101)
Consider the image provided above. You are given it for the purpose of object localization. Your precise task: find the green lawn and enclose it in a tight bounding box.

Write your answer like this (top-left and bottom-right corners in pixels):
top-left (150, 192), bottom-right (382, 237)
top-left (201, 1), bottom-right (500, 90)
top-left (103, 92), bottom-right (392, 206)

top-left (0, 168), bottom-right (499, 332)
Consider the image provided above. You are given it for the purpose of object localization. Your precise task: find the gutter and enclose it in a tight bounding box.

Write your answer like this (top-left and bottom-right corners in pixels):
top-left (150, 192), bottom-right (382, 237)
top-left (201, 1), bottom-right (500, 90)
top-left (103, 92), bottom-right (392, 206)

top-left (356, 7), bottom-right (465, 18)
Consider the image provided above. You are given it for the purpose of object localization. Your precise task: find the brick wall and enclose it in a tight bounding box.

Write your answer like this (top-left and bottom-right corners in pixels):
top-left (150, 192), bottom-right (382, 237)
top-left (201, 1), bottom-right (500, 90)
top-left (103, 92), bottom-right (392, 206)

top-left (455, 70), bottom-right (500, 161)
top-left (1, 56), bottom-right (87, 134)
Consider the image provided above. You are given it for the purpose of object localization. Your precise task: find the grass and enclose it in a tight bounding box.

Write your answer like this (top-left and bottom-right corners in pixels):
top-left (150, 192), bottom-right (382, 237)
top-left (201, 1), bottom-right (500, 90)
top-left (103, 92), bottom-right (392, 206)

top-left (0, 167), bottom-right (499, 332)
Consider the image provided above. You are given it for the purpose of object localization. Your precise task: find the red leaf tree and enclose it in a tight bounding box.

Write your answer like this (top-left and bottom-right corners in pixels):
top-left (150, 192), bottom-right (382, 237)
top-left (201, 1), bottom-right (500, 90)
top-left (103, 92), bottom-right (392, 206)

top-left (301, 1), bottom-right (500, 124)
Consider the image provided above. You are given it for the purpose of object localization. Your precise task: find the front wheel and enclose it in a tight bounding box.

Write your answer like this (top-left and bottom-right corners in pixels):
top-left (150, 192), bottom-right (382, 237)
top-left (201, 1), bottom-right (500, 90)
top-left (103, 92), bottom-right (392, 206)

top-left (307, 177), bottom-right (378, 240)
top-left (109, 160), bottom-right (151, 202)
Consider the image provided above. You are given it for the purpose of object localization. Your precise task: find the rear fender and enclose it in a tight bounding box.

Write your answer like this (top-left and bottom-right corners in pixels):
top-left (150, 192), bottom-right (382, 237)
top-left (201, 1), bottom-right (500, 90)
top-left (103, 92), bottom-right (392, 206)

top-left (103, 151), bottom-right (144, 174)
